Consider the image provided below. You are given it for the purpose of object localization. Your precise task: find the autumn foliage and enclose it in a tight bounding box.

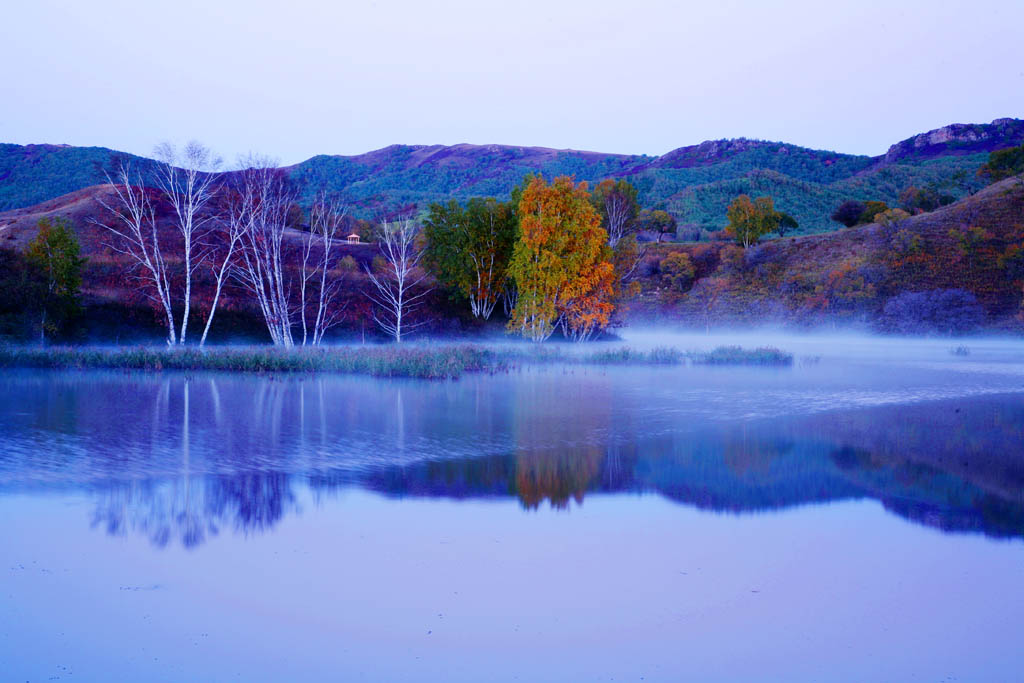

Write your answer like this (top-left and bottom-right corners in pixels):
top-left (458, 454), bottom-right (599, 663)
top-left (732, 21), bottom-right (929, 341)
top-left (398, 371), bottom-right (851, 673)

top-left (507, 176), bottom-right (615, 342)
top-left (725, 195), bottom-right (779, 248)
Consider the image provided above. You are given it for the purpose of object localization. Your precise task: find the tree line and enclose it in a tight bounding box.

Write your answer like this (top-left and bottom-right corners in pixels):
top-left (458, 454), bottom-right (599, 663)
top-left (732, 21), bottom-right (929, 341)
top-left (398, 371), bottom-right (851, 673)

top-left (423, 175), bottom-right (650, 342)
top-left (7, 142), bottom-right (1020, 345)
top-left (7, 142), bottom-right (670, 345)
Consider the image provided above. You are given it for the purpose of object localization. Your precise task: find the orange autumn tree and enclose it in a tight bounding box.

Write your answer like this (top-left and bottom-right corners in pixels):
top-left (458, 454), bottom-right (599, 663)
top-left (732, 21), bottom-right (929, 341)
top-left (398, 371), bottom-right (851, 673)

top-left (507, 175), bottom-right (615, 342)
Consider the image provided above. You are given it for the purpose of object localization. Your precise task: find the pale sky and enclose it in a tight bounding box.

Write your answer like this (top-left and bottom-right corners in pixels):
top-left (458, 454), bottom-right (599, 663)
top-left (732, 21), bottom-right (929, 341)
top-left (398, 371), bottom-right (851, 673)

top-left (2, 0), bottom-right (1022, 164)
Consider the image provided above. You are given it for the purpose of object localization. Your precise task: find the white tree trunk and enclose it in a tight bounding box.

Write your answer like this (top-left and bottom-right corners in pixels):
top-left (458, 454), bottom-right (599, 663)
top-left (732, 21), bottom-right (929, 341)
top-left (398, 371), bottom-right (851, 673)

top-left (93, 162), bottom-right (178, 346)
top-left (231, 157), bottom-right (297, 347)
top-left (365, 218), bottom-right (431, 343)
top-left (153, 141), bottom-right (222, 345)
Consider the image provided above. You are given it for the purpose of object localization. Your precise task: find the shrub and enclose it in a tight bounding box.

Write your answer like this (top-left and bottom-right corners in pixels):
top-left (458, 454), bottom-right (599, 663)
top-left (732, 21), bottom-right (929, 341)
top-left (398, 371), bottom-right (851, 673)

top-left (660, 252), bottom-right (695, 293)
top-left (743, 245), bottom-right (772, 269)
top-left (719, 245), bottom-right (746, 273)
top-left (899, 186), bottom-right (953, 214)
top-left (690, 243), bottom-right (721, 277)
top-left (876, 208), bottom-right (912, 231)
top-left (832, 200), bottom-right (865, 228)
top-left (879, 289), bottom-right (985, 335)
top-left (859, 201), bottom-right (891, 224)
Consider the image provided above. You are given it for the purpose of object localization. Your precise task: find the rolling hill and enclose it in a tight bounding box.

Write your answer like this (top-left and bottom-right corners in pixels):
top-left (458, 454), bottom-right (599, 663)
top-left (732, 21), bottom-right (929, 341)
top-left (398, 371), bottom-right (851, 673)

top-left (2, 118), bottom-right (1022, 236)
top-left (629, 173), bottom-right (1024, 331)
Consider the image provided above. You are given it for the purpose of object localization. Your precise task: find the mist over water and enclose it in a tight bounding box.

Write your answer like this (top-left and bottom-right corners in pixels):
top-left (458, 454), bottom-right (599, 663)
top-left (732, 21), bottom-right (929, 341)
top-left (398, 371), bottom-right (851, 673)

top-left (2, 333), bottom-right (1024, 681)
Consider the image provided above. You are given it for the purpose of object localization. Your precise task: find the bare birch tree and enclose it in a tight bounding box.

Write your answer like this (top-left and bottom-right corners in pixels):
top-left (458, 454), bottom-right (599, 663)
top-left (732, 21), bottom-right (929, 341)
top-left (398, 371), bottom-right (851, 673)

top-left (300, 193), bottom-right (349, 346)
top-left (592, 179), bottom-right (639, 248)
top-left (197, 194), bottom-right (247, 348)
top-left (93, 161), bottom-right (178, 345)
top-left (153, 141), bottom-right (222, 344)
top-left (232, 157), bottom-right (297, 347)
top-left (365, 218), bottom-right (431, 342)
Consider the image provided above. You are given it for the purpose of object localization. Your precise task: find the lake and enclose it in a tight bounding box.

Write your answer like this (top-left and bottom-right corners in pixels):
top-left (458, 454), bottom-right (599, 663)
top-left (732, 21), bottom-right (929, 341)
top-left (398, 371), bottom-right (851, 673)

top-left (2, 334), bottom-right (1024, 682)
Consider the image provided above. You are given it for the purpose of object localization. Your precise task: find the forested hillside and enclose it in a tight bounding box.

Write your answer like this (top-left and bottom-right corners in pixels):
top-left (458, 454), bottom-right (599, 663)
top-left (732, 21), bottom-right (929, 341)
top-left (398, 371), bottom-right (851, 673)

top-left (0, 144), bottom-right (152, 211)
top-left (3, 118), bottom-right (1021, 237)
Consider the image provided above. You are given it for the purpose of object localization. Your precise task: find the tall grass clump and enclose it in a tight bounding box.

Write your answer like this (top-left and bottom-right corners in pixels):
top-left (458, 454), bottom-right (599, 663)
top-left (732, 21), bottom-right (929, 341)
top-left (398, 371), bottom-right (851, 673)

top-left (583, 346), bottom-right (685, 365)
top-left (697, 345), bottom-right (794, 366)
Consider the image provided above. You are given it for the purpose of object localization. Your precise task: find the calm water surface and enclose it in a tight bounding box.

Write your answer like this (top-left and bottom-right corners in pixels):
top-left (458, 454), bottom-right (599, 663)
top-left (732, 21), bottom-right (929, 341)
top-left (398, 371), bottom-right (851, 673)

top-left (2, 335), bottom-right (1024, 682)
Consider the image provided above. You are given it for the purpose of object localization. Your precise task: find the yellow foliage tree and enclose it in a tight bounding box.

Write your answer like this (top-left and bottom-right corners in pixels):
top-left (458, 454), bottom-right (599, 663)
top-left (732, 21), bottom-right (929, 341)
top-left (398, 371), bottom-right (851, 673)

top-left (508, 176), bottom-right (615, 342)
top-left (726, 194), bottom-right (779, 248)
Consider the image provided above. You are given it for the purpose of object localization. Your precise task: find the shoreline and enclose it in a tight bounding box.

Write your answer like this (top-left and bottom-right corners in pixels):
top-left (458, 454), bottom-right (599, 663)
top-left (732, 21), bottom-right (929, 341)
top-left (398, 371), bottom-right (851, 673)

top-left (0, 344), bottom-right (794, 380)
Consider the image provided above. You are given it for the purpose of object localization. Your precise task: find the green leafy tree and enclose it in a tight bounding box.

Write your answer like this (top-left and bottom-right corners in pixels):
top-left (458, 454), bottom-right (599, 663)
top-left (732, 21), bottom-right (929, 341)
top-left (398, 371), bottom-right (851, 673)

top-left (24, 217), bottom-right (85, 344)
top-left (635, 209), bottom-right (678, 240)
top-left (776, 212), bottom-right (798, 237)
top-left (978, 144), bottom-right (1024, 183)
top-left (0, 249), bottom-right (33, 340)
top-left (725, 195), bottom-right (779, 248)
top-left (422, 200), bottom-right (466, 297)
top-left (422, 197), bottom-right (517, 319)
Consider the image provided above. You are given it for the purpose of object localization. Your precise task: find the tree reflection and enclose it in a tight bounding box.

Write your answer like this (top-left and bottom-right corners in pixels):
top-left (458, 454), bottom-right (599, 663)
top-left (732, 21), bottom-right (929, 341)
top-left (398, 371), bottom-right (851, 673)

top-left (91, 471), bottom-right (296, 548)
top-left (2, 370), bottom-right (1024, 544)
top-left (515, 446), bottom-right (604, 510)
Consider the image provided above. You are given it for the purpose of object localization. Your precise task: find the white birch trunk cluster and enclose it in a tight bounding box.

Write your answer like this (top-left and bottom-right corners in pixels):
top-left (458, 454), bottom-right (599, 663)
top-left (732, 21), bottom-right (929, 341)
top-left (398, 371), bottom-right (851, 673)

top-left (95, 146), bottom-right (431, 346)
top-left (300, 193), bottom-right (348, 346)
top-left (231, 159), bottom-right (297, 347)
top-left (365, 218), bottom-right (431, 343)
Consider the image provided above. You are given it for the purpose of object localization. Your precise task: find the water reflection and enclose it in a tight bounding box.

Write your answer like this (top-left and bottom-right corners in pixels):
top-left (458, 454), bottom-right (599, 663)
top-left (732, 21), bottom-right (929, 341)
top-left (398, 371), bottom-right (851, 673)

top-left (91, 472), bottom-right (296, 548)
top-left (1, 368), bottom-right (1022, 546)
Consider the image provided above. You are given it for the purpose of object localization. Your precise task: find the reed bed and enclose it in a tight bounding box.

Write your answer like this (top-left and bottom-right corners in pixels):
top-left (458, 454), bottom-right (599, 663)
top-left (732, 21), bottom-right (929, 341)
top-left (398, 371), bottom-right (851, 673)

top-left (0, 343), bottom-right (794, 379)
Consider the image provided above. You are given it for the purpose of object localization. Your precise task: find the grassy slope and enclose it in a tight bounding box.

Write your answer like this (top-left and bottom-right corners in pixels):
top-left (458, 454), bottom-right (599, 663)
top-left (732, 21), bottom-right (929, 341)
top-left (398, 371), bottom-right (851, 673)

top-left (631, 175), bottom-right (1024, 329)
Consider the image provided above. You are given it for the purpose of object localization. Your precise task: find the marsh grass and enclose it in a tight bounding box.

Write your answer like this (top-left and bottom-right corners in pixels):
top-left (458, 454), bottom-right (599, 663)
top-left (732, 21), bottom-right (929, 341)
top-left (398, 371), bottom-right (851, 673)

top-left (0, 346), bottom-right (509, 379)
top-left (697, 345), bottom-right (794, 366)
top-left (0, 343), bottom-right (794, 378)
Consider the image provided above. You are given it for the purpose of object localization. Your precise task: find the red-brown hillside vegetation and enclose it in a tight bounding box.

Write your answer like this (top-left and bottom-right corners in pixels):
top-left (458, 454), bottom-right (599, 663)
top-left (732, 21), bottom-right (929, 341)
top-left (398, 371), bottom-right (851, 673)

top-left (631, 175), bottom-right (1024, 332)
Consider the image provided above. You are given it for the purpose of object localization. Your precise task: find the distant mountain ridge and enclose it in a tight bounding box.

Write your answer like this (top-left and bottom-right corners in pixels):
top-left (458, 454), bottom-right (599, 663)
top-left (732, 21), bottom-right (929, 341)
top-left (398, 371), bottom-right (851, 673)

top-left (882, 118), bottom-right (1024, 163)
top-left (2, 118), bottom-right (1022, 234)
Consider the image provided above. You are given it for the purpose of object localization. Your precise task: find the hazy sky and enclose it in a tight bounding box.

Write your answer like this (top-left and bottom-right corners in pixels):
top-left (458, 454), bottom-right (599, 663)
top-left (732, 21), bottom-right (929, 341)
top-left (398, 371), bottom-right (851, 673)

top-left (3, 0), bottom-right (1022, 164)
